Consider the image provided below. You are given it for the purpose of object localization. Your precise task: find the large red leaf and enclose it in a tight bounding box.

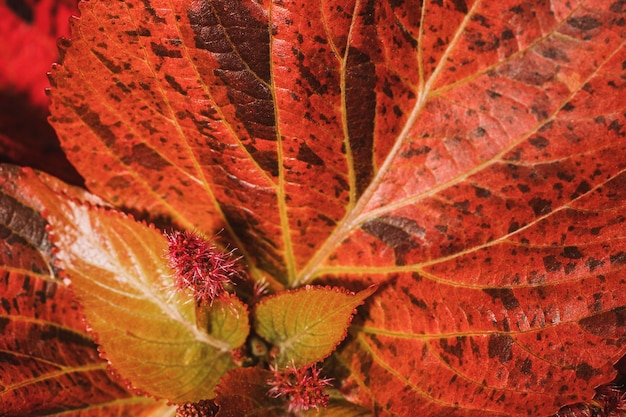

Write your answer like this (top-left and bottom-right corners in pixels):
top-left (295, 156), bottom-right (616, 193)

top-left (46, 0), bottom-right (626, 415)
top-left (0, 164), bottom-right (174, 416)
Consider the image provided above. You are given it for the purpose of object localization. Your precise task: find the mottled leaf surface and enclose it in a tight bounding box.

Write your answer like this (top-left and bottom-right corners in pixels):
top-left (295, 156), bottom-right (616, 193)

top-left (47, 0), bottom-right (626, 415)
top-left (254, 286), bottom-right (376, 367)
top-left (0, 164), bottom-right (173, 416)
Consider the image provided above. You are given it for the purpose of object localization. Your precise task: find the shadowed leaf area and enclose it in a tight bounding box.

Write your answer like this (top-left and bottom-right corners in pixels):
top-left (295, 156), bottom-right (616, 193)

top-left (2, 0), bottom-right (625, 415)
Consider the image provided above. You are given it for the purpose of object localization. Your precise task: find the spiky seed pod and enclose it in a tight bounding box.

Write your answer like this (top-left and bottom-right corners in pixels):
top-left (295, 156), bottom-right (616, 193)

top-left (165, 230), bottom-right (241, 304)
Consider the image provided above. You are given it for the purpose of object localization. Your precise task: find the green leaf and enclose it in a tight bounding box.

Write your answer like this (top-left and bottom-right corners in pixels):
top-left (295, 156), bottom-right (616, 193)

top-left (197, 293), bottom-right (250, 349)
top-left (44, 199), bottom-right (249, 402)
top-left (254, 286), bottom-right (376, 367)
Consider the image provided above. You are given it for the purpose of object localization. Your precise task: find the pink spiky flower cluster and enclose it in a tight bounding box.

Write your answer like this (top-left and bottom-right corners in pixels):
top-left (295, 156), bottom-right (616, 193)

top-left (165, 230), bottom-right (241, 304)
top-left (267, 363), bottom-right (333, 413)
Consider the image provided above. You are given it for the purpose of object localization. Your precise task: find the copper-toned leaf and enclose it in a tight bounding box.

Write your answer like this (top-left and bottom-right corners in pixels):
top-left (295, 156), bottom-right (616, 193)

top-left (0, 164), bottom-right (173, 416)
top-left (254, 286), bottom-right (376, 368)
top-left (214, 367), bottom-right (283, 417)
top-left (47, 0), bottom-right (626, 415)
top-left (214, 367), bottom-right (372, 417)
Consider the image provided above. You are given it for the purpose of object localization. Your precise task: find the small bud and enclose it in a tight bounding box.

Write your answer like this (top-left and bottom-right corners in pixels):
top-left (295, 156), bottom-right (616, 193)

top-left (165, 230), bottom-right (241, 304)
top-left (267, 363), bottom-right (333, 413)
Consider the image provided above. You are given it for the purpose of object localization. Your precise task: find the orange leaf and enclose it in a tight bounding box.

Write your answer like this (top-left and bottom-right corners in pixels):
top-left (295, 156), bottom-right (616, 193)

top-left (46, 0), bottom-right (626, 415)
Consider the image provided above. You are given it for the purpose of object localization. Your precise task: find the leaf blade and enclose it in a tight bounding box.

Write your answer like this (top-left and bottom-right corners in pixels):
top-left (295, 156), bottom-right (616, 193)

top-left (254, 285), bottom-right (376, 368)
top-left (49, 202), bottom-right (249, 402)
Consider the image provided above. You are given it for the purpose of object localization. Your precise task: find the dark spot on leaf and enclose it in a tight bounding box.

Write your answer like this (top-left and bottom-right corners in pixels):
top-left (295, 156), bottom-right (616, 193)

top-left (586, 257), bottom-right (604, 272)
top-left (188, 0), bottom-right (277, 161)
top-left (7, 0), bottom-right (33, 23)
top-left (520, 358), bottom-right (532, 374)
top-left (248, 149), bottom-right (278, 177)
top-left (346, 48), bottom-right (377, 197)
top-left (579, 307), bottom-right (626, 337)
top-left (74, 105), bottom-right (117, 146)
top-left (540, 48), bottom-right (569, 62)
top-left (543, 255), bottom-right (562, 272)
top-left (401, 145), bottom-right (431, 158)
top-left (557, 171), bottom-right (575, 182)
top-left (91, 49), bottom-right (122, 74)
top-left (0, 317), bottom-right (11, 334)
top-left (610, 0), bottom-right (626, 13)
top-left (567, 16), bottom-right (602, 31)
top-left (125, 27), bottom-right (152, 36)
top-left (454, 200), bottom-right (470, 213)
top-left (528, 197), bottom-right (552, 216)
top-left (123, 143), bottom-right (171, 170)
top-left (473, 185), bottom-right (491, 198)
top-left (483, 288), bottom-right (520, 310)
top-left (575, 363), bottom-right (602, 381)
top-left (488, 334), bottom-right (514, 363)
top-left (517, 183), bottom-right (530, 193)
top-left (590, 226), bottom-right (602, 235)
top-left (501, 29), bottom-right (514, 40)
top-left (439, 337), bottom-right (466, 364)
top-left (562, 246), bottom-right (583, 259)
top-left (570, 180), bottom-right (591, 199)
top-left (610, 251), bottom-right (626, 265)
top-left (529, 136), bottom-right (549, 149)
top-left (296, 142), bottom-right (324, 166)
top-left (562, 102), bottom-right (575, 111)
top-left (164, 74), bottom-right (187, 96)
top-left (400, 286), bottom-right (427, 310)
top-left (451, 0), bottom-right (468, 13)
top-left (150, 42), bottom-right (182, 58)
top-left (141, 0), bottom-right (166, 23)
top-left (361, 216), bottom-right (424, 265)
top-left (507, 221), bottom-right (520, 233)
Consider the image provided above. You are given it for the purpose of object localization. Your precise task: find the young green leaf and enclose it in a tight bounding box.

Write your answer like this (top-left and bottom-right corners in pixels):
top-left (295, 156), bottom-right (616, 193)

top-left (47, 202), bottom-right (249, 402)
top-left (254, 286), bottom-right (376, 368)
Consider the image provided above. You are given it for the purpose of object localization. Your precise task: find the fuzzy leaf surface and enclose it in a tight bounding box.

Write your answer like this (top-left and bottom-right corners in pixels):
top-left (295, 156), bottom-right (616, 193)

top-left (47, 0), bottom-right (626, 415)
top-left (0, 164), bottom-right (174, 416)
top-left (254, 286), bottom-right (376, 368)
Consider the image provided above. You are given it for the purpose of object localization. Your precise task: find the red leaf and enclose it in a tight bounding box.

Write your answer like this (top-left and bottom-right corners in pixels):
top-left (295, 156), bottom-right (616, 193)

top-left (0, 0), bottom-right (82, 184)
top-left (0, 165), bottom-right (173, 415)
top-left (0, 0), bottom-right (76, 107)
top-left (46, 0), bottom-right (626, 415)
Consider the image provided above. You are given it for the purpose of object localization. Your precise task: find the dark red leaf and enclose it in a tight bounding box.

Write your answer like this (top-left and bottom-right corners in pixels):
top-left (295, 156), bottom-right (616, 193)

top-left (0, 0), bottom-right (82, 184)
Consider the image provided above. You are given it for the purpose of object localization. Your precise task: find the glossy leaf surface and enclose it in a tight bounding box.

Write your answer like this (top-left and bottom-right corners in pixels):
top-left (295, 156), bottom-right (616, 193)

top-left (46, 0), bottom-right (626, 415)
top-left (0, 165), bottom-right (173, 416)
top-left (254, 286), bottom-right (376, 367)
